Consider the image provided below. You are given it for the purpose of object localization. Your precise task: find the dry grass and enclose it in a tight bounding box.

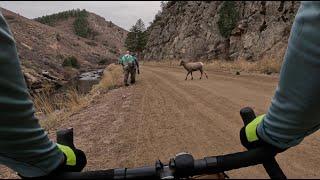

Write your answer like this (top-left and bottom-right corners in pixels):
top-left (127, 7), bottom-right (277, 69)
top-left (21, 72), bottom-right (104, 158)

top-left (32, 63), bottom-right (124, 130)
top-left (33, 91), bottom-right (56, 115)
top-left (140, 59), bottom-right (180, 68)
top-left (205, 58), bottom-right (282, 74)
top-left (90, 63), bottom-right (123, 94)
top-left (33, 88), bottom-right (90, 130)
top-left (142, 57), bottom-right (282, 74)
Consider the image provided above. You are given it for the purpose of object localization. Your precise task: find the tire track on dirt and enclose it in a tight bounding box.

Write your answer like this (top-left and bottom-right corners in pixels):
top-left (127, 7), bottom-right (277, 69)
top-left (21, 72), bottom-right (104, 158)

top-left (138, 66), bottom-right (268, 178)
top-left (139, 65), bottom-right (320, 179)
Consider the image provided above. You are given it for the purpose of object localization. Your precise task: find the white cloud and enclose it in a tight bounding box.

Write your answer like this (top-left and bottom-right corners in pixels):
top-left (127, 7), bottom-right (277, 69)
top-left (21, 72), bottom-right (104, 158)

top-left (0, 1), bottom-right (162, 30)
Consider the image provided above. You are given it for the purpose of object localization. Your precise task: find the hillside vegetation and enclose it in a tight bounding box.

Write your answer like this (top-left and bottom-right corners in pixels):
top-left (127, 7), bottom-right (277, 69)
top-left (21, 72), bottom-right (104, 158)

top-left (35, 9), bottom-right (97, 38)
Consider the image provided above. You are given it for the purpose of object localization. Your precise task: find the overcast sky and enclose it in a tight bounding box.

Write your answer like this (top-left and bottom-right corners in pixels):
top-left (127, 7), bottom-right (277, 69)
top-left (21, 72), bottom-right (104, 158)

top-left (0, 1), bottom-right (162, 30)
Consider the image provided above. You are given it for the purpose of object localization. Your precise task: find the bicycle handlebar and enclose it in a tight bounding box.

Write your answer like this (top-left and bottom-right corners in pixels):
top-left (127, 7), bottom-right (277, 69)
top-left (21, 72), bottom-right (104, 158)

top-left (52, 107), bottom-right (287, 179)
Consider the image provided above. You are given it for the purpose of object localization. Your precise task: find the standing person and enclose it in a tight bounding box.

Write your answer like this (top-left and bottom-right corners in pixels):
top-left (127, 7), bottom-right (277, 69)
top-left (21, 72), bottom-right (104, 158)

top-left (118, 51), bottom-right (136, 86)
top-left (132, 53), bottom-right (140, 75)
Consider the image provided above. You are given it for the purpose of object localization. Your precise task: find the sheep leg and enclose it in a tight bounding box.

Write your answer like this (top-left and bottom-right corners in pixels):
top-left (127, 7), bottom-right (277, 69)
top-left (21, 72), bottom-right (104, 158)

top-left (185, 72), bottom-right (190, 80)
top-left (200, 69), bottom-right (203, 79)
top-left (204, 71), bottom-right (208, 79)
top-left (191, 71), bottom-right (193, 80)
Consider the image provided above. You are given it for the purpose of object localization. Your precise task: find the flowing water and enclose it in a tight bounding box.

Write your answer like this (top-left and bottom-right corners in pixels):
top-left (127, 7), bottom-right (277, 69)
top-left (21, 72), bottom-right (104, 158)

top-left (76, 69), bottom-right (104, 93)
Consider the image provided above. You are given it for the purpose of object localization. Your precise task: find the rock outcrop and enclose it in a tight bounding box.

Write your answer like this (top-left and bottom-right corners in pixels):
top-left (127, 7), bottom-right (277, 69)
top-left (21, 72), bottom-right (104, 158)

top-left (143, 1), bottom-right (300, 62)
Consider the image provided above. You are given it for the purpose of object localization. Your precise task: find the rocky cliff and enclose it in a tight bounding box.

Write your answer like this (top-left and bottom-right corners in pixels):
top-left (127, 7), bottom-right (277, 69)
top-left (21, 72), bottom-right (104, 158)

top-left (143, 1), bottom-right (300, 62)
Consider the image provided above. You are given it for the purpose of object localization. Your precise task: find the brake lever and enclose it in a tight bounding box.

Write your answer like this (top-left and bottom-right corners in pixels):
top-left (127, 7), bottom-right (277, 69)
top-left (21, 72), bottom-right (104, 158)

top-left (240, 107), bottom-right (286, 179)
top-left (56, 127), bottom-right (75, 149)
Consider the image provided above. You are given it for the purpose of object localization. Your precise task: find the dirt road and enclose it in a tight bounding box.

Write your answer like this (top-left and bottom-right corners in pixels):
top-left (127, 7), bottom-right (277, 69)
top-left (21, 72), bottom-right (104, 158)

top-left (1, 65), bottom-right (320, 178)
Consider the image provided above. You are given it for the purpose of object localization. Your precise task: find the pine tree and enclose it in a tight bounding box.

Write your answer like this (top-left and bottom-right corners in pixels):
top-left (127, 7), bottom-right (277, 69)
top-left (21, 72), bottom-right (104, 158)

top-left (124, 19), bottom-right (148, 58)
top-left (217, 1), bottom-right (239, 38)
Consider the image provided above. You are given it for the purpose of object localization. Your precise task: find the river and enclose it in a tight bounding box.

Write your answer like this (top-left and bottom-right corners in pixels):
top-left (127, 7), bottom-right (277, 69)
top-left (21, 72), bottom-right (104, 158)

top-left (76, 69), bottom-right (104, 93)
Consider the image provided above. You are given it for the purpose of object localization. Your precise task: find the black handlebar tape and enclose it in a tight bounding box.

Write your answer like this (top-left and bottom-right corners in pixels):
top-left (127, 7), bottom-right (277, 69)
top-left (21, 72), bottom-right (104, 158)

top-left (51, 170), bottom-right (114, 179)
top-left (192, 148), bottom-right (275, 175)
top-left (216, 147), bottom-right (275, 172)
top-left (115, 166), bottom-right (158, 179)
top-left (56, 127), bottom-right (75, 149)
top-left (50, 166), bottom-right (157, 179)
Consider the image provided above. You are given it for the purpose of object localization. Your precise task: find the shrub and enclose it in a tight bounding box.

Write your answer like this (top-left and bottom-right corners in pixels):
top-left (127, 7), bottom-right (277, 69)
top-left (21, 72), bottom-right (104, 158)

top-left (35, 9), bottom-right (85, 26)
top-left (167, 1), bottom-right (176, 7)
top-left (109, 48), bottom-right (118, 54)
top-left (217, 1), bottom-right (239, 38)
top-left (35, 9), bottom-right (94, 39)
top-left (62, 56), bottom-right (79, 68)
top-left (98, 58), bottom-right (108, 65)
top-left (56, 33), bottom-right (61, 41)
top-left (73, 10), bottom-right (91, 38)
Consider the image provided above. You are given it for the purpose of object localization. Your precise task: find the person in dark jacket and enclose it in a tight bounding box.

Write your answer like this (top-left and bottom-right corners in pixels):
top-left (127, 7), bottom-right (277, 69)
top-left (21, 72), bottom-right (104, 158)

top-left (132, 53), bottom-right (140, 75)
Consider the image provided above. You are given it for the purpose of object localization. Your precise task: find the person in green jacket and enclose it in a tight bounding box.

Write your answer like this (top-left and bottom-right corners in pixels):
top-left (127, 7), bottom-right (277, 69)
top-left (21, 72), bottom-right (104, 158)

top-left (1, 1), bottom-right (320, 178)
top-left (119, 51), bottom-right (136, 86)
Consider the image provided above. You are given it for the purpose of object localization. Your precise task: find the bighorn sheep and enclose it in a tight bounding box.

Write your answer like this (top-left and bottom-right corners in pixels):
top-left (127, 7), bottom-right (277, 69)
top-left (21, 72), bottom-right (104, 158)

top-left (180, 60), bottom-right (208, 80)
